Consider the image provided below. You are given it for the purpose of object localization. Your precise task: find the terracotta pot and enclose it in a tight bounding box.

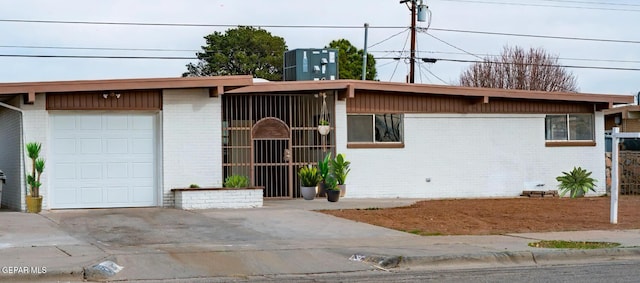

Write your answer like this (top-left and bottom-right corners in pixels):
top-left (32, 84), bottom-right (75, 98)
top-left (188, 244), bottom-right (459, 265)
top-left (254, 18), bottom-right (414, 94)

top-left (300, 186), bottom-right (317, 200)
top-left (26, 195), bottom-right (42, 213)
top-left (326, 190), bottom-right (340, 202)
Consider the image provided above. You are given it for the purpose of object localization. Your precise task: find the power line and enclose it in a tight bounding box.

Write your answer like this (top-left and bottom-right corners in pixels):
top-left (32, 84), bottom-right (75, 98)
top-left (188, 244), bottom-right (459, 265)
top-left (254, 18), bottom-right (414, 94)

top-left (422, 32), bottom-right (483, 60)
top-left (2, 18), bottom-right (638, 45)
top-left (368, 28), bottom-right (409, 49)
top-left (0, 54), bottom-right (194, 59)
top-left (539, 0), bottom-right (640, 7)
top-left (369, 50), bottom-right (640, 64)
top-left (424, 27), bottom-right (640, 44)
top-left (0, 45), bottom-right (197, 53)
top-left (435, 0), bottom-right (640, 12)
top-left (375, 57), bottom-right (640, 71)
top-left (0, 19), bottom-right (402, 29)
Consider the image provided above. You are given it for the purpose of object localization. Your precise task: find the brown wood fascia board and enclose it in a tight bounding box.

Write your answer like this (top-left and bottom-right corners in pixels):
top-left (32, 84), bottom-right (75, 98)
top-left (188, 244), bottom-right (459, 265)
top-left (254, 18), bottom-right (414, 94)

top-left (225, 81), bottom-right (351, 94)
top-left (0, 75), bottom-right (254, 95)
top-left (347, 81), bottom-right (634, 105)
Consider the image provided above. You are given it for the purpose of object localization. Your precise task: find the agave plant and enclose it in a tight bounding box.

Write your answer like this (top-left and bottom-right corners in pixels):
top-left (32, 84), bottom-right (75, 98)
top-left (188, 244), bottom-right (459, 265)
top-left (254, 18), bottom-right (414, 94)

top-left (556, 167), bottom-right (597, 198)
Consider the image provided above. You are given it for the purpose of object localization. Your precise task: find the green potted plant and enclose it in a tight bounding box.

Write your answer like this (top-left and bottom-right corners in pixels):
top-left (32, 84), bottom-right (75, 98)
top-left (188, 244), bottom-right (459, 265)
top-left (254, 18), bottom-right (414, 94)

top-left (317, 152), bottom-right (332, 197)
top-left (330, 153), bottom-right (351, 197)
top-left (556, 166), bottom-right (597, 198)
top-left (298, 165), bottom-right (322, 200)
top-left (26, 142), bottom-right (45, 213)
top-left (224, 175), bottom-right (250, 188)
top-left (324, 174), bottom-right (340, 202)
top-left (318, 119), bottom-right (330, 136)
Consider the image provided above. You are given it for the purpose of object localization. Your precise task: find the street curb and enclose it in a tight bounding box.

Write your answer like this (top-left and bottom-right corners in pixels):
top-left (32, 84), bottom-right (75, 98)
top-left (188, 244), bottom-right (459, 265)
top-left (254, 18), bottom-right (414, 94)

top-left (364, 247), bottom-right (640, 268)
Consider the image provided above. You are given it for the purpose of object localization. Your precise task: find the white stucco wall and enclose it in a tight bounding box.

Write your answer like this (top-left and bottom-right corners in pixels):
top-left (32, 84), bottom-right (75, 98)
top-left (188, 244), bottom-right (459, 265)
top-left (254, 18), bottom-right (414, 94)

top-left (162, 89), bottom-right (223, 207)
top-left (342, 112), bottom-right (606, 199)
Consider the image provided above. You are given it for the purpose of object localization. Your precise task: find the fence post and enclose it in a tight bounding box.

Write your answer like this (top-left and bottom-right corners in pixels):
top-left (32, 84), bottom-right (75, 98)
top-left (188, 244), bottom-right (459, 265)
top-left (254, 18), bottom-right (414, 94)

top-left (611, 127), bottom-right (619, 224)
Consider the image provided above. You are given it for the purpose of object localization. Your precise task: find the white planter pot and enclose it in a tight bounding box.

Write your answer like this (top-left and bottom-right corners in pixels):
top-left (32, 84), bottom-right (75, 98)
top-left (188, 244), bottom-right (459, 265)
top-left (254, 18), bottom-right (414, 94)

top-left (300, 186), bottom-right (317, 200)
top-left (318, 125), bottom-right (330, 136)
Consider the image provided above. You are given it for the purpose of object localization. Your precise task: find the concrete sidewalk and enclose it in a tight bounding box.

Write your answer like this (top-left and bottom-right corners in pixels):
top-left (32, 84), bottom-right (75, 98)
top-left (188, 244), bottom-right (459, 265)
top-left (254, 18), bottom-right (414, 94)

top-left (1, 199), bottom-right (640, 282)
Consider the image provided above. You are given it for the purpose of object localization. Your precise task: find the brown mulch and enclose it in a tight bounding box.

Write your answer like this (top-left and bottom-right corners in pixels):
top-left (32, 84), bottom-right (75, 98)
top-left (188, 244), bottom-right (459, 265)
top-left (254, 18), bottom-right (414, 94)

top-left (319, 196), bottom-right (640, 235)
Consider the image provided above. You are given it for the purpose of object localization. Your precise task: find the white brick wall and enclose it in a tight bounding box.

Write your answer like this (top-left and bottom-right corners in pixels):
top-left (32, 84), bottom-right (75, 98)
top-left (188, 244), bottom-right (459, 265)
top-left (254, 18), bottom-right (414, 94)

top-left (162, 89), bottom-right (223, 207)
top-left (20, 94), bottom-right (49, 210)
top-left (0, 98), bottom-right (24, 210)
top-left (343, 112), bottom-right (606, 198)
top-left (174, 189), bottom-right (262, 209)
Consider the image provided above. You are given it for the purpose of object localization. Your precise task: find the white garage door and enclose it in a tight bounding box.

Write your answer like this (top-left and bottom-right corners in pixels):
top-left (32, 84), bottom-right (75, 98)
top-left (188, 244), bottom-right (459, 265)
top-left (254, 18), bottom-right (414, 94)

top-left (50, 113), bottom-right (157, 208)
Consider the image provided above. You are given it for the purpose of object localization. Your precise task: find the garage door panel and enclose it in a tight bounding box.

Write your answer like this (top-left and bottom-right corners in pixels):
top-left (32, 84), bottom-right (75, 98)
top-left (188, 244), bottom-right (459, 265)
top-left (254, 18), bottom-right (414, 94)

top-left (80, 163), bottom-right (102, 179)
top-left (133, 186), bottom-right (154, 202)
top-left (80, 116), bottom-right (102, 130)
top-left (54, 138), bottom-right (76, 154)
top-left (132, 138), bottom-right (153, 154)
top-left (51, 113), bottom-right (157, 209)
top-left (106, 116), bottom-right (128, 130)
top-left (53, 188), bottom-right (78, 205)
top-left (107, 163), bottom-right (129, 178)
top-left (107, 139), bottom-right (128, 153)
top-left (80, 187), bottom-right (103, 203)
top-left (106, 187), bottom-right (129, 203)
top-left (55, 163), bottom-right (77, 179)
top-left (80, 139), bottom-right (102, 154)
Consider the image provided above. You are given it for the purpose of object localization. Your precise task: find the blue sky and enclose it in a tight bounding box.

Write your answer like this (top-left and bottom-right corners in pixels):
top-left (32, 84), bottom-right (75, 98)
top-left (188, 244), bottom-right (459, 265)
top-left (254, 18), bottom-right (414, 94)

top-left (1, 0), bottom-right (637, 95)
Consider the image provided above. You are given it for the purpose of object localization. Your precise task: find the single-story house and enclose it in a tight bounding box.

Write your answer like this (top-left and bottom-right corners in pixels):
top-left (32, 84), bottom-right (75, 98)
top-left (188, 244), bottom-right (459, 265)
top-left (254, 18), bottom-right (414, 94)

top-left (0, 76), bottom-right (632, 211)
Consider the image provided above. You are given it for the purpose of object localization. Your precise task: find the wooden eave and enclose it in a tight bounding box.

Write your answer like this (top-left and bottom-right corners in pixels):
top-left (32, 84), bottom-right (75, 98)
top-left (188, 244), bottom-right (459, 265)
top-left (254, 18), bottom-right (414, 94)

top-left (225, 80), bottom-right (633, 109)
top-left (0, 75), bottom-right (254, 103)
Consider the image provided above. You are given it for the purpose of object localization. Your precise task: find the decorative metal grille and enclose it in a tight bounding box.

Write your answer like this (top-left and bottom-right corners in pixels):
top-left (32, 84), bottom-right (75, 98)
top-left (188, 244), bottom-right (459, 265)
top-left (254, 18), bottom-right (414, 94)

top-left (222, 93), bottom-right (335, 198)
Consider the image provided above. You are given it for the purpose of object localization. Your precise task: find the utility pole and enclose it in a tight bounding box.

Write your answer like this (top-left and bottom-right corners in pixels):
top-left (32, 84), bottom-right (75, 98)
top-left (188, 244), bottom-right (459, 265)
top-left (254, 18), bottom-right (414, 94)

top-left (409, 1), bottom-right (416, 83)
top-left (401, 0), bottom-right (421, 83)
top-left (362, 23), bottom-right (369, 80)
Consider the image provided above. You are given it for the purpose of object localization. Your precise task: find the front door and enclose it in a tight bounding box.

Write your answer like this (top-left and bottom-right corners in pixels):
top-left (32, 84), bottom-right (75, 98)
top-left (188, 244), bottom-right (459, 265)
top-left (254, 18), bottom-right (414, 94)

top-left (252, 117), bottom-right (292, 198)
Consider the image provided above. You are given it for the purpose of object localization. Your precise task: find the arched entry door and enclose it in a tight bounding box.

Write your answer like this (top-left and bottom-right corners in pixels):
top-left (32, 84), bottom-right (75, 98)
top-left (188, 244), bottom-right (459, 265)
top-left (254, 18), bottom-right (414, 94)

top-left (252, 117), bottom-right (292, 198)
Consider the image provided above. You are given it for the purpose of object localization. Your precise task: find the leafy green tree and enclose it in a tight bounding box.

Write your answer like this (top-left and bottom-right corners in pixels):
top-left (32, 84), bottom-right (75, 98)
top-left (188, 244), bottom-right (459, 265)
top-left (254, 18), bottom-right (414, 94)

top-left (459, 45), bottom-right (578, 92)
top-left (183, 26), bottom-right (287, 80)
top-left (326, 39), bottom-right (376, 80)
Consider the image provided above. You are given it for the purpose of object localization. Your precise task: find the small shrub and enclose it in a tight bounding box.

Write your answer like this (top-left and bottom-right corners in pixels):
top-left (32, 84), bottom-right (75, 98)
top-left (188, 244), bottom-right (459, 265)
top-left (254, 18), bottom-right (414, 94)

top-left (556, 167), bottom-right (597, 198)
top-left (224, 175), bottom-right (249, 188)
top-left (189, 184), bottom-right (200, 188)
top-left (298, 165), bottom-right (322, 187)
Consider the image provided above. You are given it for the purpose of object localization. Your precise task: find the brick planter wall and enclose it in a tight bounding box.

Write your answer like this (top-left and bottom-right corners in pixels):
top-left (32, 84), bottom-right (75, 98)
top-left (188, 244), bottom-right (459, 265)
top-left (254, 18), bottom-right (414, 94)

top-left (172, 187), bottom-right (263, 209)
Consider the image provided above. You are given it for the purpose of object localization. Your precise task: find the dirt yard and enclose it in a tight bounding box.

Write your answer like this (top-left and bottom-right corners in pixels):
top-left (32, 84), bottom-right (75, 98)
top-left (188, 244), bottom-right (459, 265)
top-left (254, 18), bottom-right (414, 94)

top-left (320, 196), bottom-right (640, 235)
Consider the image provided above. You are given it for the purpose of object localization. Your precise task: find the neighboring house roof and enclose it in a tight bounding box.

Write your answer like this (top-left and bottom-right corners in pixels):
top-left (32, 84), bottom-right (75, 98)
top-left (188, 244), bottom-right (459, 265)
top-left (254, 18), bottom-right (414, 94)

top-left (603, 105), bottom-right (640, 117)
top-left (0, 76), bottom-right (633, 108)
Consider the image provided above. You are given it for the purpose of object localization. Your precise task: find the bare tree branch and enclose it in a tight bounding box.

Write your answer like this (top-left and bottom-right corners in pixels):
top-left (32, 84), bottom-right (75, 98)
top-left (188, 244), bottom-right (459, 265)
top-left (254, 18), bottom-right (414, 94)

top-left (459, 46), bottom-right (578, 92)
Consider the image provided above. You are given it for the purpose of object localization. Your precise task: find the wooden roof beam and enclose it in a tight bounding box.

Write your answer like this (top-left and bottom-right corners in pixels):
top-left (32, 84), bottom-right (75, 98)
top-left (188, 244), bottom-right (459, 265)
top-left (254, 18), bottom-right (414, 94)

top-left (209, 85), bottom-right (224, 97)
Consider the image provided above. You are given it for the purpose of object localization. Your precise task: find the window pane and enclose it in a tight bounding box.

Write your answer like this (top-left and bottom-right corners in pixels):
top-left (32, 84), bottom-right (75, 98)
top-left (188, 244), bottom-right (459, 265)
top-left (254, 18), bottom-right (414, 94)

top-left (375, 114), bottom-right (403, 142)
top-left (569, 114), bottom-right (594, 140)
top-left (347, 115), bottom-right (373, 142)
top-left (545, 115), bottom-right (567, 140)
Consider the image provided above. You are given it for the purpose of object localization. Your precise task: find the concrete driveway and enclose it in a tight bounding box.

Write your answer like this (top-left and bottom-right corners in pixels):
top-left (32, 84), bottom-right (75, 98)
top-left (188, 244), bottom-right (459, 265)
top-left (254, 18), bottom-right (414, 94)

top-left (41, 199), bottom-right (425, 281)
